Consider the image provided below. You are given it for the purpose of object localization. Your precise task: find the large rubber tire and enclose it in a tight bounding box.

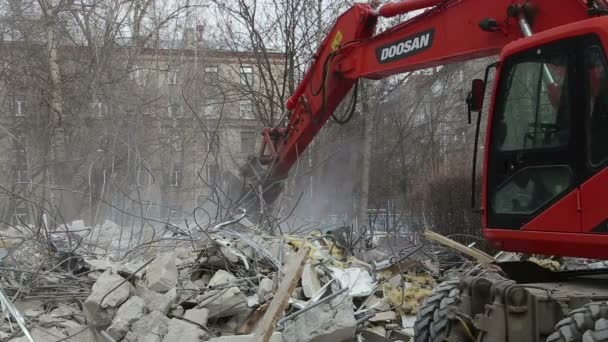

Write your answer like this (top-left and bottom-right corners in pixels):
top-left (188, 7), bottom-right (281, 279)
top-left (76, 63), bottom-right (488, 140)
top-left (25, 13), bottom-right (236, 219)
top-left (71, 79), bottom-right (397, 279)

top-left (546, 302), bottom-right (608, 342)
top-left (414, 279), bottom-right (461, 342)
top-left (583, 318), bottom-right (608, 342)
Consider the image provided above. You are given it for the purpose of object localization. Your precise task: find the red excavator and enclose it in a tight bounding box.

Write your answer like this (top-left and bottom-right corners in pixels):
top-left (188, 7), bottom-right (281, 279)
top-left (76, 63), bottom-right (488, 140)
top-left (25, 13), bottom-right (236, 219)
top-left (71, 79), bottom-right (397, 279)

top-left (245, 0), bottom-right (608, 341)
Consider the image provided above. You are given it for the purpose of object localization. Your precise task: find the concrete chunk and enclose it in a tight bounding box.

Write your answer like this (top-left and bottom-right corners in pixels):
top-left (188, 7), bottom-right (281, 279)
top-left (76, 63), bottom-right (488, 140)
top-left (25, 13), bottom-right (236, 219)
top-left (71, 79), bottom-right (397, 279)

top-left (136, 283), bottom-right (177, 314)
top-left (208, 332), bottom-right (283, 342)
top-left (209, 269), bottom-right (236, 286)
top-left (183, 308), bottom-right (209, 326)
top-left (200, 287), bottom-right (247, 318)
top-left (125, 310), bottom-right (169, 342)
top-left (146, 253), bottom-right (178, 293)
top-left (161, 318), bottom-right (206, 342)
top-left (107, 296), bottom-right (145, 340)
top-left (83, 271), bottom-right (132, 326)
top-left (302, 262), bottom-right (321, 298)
top-left (258, 277), bottom-right (274, 295)
top-left (283, 293), bottom-right (356, 342)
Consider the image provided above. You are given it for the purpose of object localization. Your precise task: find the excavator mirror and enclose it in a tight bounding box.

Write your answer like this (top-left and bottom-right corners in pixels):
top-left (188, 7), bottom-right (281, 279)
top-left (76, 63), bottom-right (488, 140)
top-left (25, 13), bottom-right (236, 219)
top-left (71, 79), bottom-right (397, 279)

top-left (466, 79), bottom-right (485, 124)
top-left (469, 79), bottom-right (485, 113)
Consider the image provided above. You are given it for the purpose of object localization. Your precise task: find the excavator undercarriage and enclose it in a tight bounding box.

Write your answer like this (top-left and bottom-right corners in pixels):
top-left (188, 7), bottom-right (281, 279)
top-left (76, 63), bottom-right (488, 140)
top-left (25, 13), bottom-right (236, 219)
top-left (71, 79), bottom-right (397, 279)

top-left (419, 263), bottom-right (608, 342)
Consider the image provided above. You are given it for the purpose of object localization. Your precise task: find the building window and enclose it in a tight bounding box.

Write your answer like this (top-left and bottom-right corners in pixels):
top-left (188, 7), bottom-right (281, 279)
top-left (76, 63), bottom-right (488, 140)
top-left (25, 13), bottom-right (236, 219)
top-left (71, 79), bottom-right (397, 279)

top-left (13, 207), bottom-right (28, 225)
top-left (209, 134), bottom-right (220, 154)
top-left (17, 170), bottom-right (30, 183)
top-left (173, 135), bottom-right (182, 152)
top-left (168, 102), bottom-right (182, 118)
top-left (168, 65), bottom-right (180, 85)
top-left (239, 100), bottom-right (255, 119)
top-left (204, 66), bottom-right (218, 83)
top-left (130, 64), bottom-right (148, 86)
top-left (12, 95), bottom-right (26, 116)
top-left (204, 100), bottom-right (219, 118)
top-left (91, 98), bottom-right (108, 117)
top-left (14, 135), bottom-right (26, 153)
top-left (240, 66), bottom-right (254, 86)
top-left (208, 164), bottom-right (219, 184)
top-left (136, 169), bottom-right (153, 186)
top-left (240, 131), bottom-right (256, 154)
top-left (171, 164), bottom-right (181, 187)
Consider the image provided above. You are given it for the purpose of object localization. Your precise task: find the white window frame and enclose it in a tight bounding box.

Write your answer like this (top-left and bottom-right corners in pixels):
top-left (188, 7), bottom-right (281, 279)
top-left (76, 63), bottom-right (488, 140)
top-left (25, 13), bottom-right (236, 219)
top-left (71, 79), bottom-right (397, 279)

top-left (204, 66), bottom-right (218, 82)
top-left (136, 169), bottom-right (153, 186)
top-left (13, 95), bottom-right (26, 117)
top-left (171, 168), bottom-right (181, 187)
top-left (240, 66), bottom-right (254, 86)
top-left (204, 101), bottom-right (219, 118)
top-left (14, 207), bottom-right (28, 225)
top-left (173, 135), bottom-right (182, 152)
top-left (168, 65), bottom-right (179, 85)
top-left (239, 100), bottom-right (254, 119)
top-left (130, 64), bottom-right (147, 86)
top-left (91, 99), bottom-right (107, 117)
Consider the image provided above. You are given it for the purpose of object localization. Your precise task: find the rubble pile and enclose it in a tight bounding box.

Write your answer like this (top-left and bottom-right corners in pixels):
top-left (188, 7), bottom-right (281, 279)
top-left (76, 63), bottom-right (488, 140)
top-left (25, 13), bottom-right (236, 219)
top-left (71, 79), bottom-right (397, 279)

top-left (0, 222), bottom-right (444, 342)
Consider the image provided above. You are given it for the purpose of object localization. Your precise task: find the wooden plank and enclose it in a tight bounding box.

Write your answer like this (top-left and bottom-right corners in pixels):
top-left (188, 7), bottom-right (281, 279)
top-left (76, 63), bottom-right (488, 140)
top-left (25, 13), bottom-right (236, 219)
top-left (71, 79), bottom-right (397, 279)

top-left (424, 230), bottom-right (496, 264)
top-left (253, 248), bottom-right (309, 342)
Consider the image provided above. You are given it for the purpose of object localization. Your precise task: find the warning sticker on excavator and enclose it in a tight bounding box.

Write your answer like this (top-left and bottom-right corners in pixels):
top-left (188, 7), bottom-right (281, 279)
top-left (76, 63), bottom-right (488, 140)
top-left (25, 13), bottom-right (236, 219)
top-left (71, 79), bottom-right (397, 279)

top-left (331, 30), bottom-right (343, 51)
top-left (376, 29), bottom-right (435, 64)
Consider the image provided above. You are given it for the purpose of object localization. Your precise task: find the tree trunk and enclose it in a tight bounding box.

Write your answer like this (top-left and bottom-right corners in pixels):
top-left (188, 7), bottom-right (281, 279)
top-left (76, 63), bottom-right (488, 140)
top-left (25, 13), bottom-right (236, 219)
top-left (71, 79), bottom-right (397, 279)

top-left (44, 8), bottom-right (65, 213)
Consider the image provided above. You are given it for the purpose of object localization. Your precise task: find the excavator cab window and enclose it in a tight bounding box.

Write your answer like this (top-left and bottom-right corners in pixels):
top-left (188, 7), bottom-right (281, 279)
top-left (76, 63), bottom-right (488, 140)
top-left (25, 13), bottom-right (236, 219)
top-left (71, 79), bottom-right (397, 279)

top-left (488, 38), bottom-right (578, 229)
top-left (585, 45), bottom-right (608, 168)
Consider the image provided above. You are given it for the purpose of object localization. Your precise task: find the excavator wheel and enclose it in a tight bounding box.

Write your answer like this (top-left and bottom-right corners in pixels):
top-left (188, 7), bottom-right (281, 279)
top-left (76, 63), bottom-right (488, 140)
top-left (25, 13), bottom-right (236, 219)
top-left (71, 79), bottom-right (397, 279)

top-left (546, 302), bottom-right (608, 342)
top-left (415, 279), bottom-right (461, 342)
top-left (583, 318), bottom-right (608, 342)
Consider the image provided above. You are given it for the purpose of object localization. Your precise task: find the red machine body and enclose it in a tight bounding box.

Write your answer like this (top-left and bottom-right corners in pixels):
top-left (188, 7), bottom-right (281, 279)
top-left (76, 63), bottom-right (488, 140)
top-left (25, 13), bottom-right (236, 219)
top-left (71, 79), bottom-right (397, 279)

top-left (259, 0), bottom-right (608, 259)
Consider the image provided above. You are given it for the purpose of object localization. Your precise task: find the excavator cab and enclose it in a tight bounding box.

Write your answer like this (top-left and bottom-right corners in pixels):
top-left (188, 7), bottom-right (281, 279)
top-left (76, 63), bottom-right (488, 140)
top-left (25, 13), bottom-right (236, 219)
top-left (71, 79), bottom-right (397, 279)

top-left (483, 18), bottom-right (608, 259)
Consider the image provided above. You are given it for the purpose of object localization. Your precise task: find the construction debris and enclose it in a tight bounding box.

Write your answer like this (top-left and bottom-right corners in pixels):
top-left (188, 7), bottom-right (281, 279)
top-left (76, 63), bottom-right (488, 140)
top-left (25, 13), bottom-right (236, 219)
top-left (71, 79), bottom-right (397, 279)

top-left (1, 215), bottom-right (496, 342)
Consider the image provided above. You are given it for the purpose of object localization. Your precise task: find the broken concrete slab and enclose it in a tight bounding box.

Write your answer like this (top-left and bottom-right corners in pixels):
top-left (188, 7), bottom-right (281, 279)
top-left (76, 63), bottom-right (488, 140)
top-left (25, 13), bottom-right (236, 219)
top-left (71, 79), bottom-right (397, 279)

top-left (183, 308), bottom-right (209, 326)
top-left (170, 305), bottom-right (185, 318)
top-left (302, 262), bottom-right (322, 298)
top-left (329, 266), bottom-right (375, 297)
top-left (83, 270), bottom-right (133, 326)
top-left (200, 286), bottom-right (248, 318)
top-left (258, 277), bottom-right (274, 295)
top-left (146, 253), bottom-right (178, 293)
top-left (14, 300), bottom-right (44, 317)
top-left (136, 283), bottom-right (177, 314)
top-left (125, 310), bottom-right (169, 342)
top-left (208, 332), bottom-right (283, 342)
top-left (370, 311), bottom-right (397, 322)
top-left (161, 318), bottom-right (206, 342)
top-left (209, 269), bottom-right (236, 286)
top-left (9, 326), bottom-right (66, 342)
top-left (283, 293), bottom-right (356, 342)
top-left (65, 324), bottom-right (97, 342)
top-left (107, 296), bottom-right (145, 340)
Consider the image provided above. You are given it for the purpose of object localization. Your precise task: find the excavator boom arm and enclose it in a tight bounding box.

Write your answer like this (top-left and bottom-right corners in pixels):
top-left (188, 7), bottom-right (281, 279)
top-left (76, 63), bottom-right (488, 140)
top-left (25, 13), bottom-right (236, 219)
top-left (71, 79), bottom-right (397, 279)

top-left (260, 0), bottom-right (593, 184)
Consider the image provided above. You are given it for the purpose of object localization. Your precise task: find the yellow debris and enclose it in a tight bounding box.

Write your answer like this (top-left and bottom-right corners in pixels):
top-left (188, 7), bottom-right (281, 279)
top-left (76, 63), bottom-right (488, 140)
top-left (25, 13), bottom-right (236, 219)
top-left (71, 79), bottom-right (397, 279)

top-left (529, 257), bottom-right (561, 272)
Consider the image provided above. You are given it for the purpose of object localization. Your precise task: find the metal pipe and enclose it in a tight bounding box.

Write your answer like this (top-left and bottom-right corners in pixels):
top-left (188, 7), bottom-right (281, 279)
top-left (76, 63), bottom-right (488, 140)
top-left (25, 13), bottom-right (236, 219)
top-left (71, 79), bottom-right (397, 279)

top-left (378, 0), bottom-right (443, 18)
top-left (518, 15), bottom-right (556, 85)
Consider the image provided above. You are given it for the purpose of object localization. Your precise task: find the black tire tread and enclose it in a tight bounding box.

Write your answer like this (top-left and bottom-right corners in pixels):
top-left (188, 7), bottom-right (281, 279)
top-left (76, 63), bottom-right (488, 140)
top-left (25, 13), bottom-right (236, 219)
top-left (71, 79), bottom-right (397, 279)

top-left (414, 279), bottom-right (460, 342)
top-left (547, 302), bottom-right (608, 342)
top-left (430, 287), bottom-right (461, 341)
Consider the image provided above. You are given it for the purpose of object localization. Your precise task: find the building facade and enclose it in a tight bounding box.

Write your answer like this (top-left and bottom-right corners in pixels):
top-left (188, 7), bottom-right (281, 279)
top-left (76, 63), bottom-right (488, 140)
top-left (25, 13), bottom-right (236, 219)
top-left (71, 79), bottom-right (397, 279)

top-left (0, 42), bottom-right (285, 229)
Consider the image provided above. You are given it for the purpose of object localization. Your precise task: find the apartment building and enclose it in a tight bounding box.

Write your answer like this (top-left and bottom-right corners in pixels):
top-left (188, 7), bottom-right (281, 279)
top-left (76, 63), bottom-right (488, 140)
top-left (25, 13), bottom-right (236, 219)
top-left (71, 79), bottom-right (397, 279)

top-left (0, 43), bottom-right (285, 228)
